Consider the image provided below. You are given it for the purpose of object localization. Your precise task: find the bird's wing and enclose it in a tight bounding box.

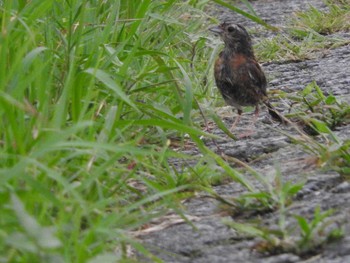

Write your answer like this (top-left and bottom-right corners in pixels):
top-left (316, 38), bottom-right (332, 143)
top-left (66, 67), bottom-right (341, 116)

top-left (243, 59), bottom-right (268, 98)
top-left (214, 56), bottom-right (240, 103)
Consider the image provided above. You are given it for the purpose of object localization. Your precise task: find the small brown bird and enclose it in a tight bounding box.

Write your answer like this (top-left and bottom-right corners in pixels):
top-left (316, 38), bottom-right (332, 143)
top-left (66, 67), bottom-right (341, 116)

top-left (210, 22), bottom-right (285, 134)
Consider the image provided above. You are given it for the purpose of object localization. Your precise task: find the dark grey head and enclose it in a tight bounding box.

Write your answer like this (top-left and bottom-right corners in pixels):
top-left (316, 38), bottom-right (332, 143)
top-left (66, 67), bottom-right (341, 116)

top-left (209, 22), bottom-right (252, 54)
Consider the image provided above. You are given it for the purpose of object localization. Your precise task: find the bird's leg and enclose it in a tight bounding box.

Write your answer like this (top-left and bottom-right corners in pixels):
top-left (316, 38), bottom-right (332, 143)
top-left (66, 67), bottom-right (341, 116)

top-left (230, 109), bottom-right (242, 132)
top-left (238, 105), bottom-right (259, 138)
top-left (252, 104), bottom-right (260, 126)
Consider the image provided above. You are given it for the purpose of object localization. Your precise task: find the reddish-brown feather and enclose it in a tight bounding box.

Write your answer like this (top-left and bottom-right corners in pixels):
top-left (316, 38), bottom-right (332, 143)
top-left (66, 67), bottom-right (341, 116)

top-left (229, 54), bottom-right (247, 70)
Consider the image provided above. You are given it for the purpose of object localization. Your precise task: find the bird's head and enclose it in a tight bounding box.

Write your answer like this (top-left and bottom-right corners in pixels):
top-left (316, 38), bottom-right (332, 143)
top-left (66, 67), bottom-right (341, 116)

top-left (209, 22), bottom-right (252, 52)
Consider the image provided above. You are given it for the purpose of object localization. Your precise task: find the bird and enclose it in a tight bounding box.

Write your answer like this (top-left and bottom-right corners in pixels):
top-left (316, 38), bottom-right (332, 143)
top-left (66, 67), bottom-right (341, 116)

top-left (209, 22), bottom-right (286, 135)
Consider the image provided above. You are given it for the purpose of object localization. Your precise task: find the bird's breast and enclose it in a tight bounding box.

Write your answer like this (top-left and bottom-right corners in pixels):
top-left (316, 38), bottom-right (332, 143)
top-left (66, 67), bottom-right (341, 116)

top-left (229, 54), bottom-right (247, 70)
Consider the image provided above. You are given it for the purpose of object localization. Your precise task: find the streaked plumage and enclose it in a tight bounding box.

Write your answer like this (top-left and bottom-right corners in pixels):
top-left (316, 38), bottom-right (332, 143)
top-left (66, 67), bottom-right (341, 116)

top-left (210, 22), bottom-right (285, 131)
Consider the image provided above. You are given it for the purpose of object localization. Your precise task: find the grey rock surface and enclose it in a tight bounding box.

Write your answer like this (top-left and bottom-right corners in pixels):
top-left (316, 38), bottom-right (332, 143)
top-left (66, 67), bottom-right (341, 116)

top-left (139, 0), bottom-right (350, 262)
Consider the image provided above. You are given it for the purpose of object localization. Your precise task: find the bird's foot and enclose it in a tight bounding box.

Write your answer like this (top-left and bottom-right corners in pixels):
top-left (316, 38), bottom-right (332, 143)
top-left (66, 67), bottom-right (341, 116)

top-left (238, 129), bottom-right (255, 139)
top-left (229, 116), bottom-right (241, 132)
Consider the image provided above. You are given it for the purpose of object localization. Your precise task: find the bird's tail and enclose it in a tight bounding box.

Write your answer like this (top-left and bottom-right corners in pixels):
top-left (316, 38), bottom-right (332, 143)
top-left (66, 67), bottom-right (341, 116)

top-left (264, 101), bottom-right (289, 125)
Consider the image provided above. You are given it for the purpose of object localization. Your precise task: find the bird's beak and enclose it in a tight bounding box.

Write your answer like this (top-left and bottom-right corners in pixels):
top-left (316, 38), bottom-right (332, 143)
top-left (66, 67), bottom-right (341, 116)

top-left (209, 25), bottom-right (224, 35)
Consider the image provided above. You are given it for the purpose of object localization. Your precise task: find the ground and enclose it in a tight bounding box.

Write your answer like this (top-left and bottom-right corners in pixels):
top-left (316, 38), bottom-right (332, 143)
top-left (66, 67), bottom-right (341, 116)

top-left (137, 1), bottom-right (350, 262)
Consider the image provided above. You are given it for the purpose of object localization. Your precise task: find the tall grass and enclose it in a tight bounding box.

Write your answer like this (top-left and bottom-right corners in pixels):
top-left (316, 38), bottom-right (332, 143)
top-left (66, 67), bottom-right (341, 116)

top-left (0, 0), bottom-right (224, 261)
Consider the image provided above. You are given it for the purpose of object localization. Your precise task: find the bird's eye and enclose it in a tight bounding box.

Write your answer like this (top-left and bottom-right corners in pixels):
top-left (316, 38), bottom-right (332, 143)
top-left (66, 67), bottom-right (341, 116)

top-left (227, 26), bottom-right (235, 32)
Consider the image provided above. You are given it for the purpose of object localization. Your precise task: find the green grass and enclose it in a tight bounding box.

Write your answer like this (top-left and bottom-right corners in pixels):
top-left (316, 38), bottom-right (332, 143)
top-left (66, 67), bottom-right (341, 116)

top-left (276, 81), bottom-right (350, 175)
top-left (226, 206), bottom-right (343, 256)
top-left (0, 0), bottom-right (283, 261)
top-left (292, 0), bottom-right (350, 35)
top-left (0, 0), bottom-right (223, 261)
top-left (255, 32), bottom-right (348, 62)
top-left (255, 0), bottom-right (350, 62)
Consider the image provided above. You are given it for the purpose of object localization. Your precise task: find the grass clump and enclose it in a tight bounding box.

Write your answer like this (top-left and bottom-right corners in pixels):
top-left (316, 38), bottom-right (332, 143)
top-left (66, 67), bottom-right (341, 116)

top-left (292, 0), bottom-right (350, 35)
top-left (255, 0), bottom-right (350, 62)
top-left (276, 81), bottom-right (350, 178)
top-left (0, 0), bottom-right (225, 261)
top-left (226, 206), bottom-right (343, 256)
top-left (255, 33), bottom-right (345, 61)
top-left (286, 81), bottom-right (350, 130)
